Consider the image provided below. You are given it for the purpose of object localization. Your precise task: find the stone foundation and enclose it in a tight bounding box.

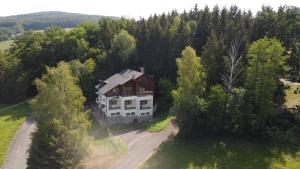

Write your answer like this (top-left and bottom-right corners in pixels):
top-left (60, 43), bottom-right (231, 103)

top-left (106, 115), bottom-right (152, 124)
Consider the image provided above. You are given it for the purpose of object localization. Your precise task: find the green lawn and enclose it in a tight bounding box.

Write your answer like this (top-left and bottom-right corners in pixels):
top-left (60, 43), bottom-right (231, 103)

top-left (145, 114), bottom-right (174, 132)
top-left (110, 113), bottom-right (174, 133)
top-left (140, 138), bottom-right (300, 169)
top-left (0, 102), bottom-right (30, 166)
top-left (0, 40), bottom-right (14, 51)
top-left (285, 82), bottom-right (300, 108)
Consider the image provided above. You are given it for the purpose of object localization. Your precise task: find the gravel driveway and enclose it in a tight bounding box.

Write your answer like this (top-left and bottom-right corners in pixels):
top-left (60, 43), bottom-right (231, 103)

top-left (2, 118), bottom-right (36, 169)
top-left (110, 124), bottom-right (177, 169)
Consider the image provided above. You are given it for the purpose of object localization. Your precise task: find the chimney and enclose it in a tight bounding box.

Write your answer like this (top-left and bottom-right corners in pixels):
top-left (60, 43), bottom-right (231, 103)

top-left (140, 67), bottom-right (145, 73)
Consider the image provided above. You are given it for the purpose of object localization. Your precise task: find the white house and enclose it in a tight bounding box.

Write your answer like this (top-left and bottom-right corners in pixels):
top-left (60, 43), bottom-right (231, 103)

top-left (95, 68), bottom-right (155, 123)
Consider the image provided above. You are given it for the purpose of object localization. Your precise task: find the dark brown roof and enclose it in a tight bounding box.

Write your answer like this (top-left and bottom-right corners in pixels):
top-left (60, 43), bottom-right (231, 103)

top-left (99, 69), bottom-right (143, 94)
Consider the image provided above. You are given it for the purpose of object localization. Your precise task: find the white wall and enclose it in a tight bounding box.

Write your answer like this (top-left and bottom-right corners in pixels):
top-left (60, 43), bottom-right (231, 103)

top-left (106, 95), bottom-right (153, 117)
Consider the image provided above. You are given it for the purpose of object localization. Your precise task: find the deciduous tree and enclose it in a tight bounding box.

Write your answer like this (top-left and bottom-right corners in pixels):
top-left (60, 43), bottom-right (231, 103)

top-left (27, 62), bottom-right (90, 169)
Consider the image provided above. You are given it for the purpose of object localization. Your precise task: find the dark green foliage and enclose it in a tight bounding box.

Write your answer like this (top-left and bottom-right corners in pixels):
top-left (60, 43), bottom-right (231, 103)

top-left (157, 78), bottom-right (175, 114)
top-left (206, 85), bottom-right (229, 132)
top-left (1, 5), bottom-right (300, 144)
top-left (201, 32), bottom-right (226, 88)
top-left (0, 51), bottom-right (28, 103)
top-left (68, 59), bottom-right (96, 102)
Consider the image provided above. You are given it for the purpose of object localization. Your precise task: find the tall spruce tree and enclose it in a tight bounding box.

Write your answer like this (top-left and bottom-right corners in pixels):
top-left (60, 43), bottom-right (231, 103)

top-left (201, 32), bottom-right (226, 88)
top-left (27, 62), bottom-right (90, 169)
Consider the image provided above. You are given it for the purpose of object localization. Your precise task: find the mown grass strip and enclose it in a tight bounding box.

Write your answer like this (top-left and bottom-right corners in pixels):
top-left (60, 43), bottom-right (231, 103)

top-left (0, 102), bottom-right (30, 166)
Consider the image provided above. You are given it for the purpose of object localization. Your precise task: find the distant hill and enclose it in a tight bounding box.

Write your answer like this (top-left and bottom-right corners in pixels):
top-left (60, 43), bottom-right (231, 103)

top-left (0, 11), bottom-right (118, 42)
top-left (0, 11), bottom-right (118, 30)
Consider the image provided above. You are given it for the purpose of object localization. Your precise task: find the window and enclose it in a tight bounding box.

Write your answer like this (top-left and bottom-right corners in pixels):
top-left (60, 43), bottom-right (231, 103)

top-left (126, 113), bottom-right (130, 116)
top-left (109, 99), bottom-right (117, 105)
top-left (131, 112), bottom-right (135, 115)
top-left (125, 100), bottom-right (132, 105)
top-left (124, 86), bottom-right (133, 95)
top-left (141, 113), bottom-right (145, 116)
top-left (111, 113), bottom-right (115, 116)
top-left (146, 112), bottom-right (150, 115)
top-left (139, 87), bottom-right (145, 93)
top-left (140, 100), bottom-right (148, 105)
top-left (116, 112), bottom-right (120, 116)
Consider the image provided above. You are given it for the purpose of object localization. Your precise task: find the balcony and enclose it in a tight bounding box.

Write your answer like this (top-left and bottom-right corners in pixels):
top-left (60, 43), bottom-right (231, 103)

top-left (137, 91), bottom-right (153, 96)
top-left (125, 99), bottom-right (136, 110)
top-left (109, 99), bottom-right (120, 110)
top-left (109, 105), bottom-right (121, 110)
top-left (140, 105), bottom-right (152, 110)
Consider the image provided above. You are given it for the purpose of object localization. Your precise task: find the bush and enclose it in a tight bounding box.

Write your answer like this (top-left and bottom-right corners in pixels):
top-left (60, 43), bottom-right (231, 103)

top-left (156, 78), bottom-right (175, 115)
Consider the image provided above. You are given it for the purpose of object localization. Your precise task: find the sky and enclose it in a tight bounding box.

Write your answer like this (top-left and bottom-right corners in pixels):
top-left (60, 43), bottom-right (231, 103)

top-left (0, 0), bottom-right (299, 19)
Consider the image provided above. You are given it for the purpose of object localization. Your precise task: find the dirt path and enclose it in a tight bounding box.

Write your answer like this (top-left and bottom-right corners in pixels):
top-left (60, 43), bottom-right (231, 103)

top-left (110, 124), bottom-right (177, 169)
top-left (2, 118), bottom-right (36, 169)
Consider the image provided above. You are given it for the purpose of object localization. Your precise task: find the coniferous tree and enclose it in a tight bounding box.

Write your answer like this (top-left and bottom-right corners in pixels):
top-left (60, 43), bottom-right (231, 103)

top-left (201, 32), bottom-right (226, 88)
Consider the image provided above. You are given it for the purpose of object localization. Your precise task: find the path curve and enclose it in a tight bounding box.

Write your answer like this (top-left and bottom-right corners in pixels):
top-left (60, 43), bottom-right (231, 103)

top-left (2, 118), bottom-right (36, 169)
top-left (110, 124), bottom-right (177, 169)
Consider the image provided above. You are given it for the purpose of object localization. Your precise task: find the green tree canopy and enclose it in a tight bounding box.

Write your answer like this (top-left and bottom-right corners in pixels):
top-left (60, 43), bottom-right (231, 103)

top-left (111, 29), bottom-right (136, 62)
top-left (201, 32), bottom-right (226, 88)
top-left (245, 37), bottom-right (285, 120)
top-left (27, 62), bottom-right (90, 169)
top-left (172, 46), bottom-right (206, 137)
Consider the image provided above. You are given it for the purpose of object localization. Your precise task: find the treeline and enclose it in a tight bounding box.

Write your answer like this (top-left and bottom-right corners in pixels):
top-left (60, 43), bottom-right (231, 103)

top-left (0, 5), bottom-right (299, 168)
top-left (173, 41), bottom-right (300, 142)
top-left (1, 5), bottom-right (300, 103)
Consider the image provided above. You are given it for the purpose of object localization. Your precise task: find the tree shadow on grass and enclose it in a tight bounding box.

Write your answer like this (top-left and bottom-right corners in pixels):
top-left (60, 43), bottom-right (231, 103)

top-left (141, 137), bottom-right (300, 169)
top-left (0, 102), bottom-right (30, 122)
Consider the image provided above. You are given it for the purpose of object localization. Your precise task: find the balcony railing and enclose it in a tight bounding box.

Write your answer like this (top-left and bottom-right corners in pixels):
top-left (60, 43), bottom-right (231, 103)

top-left (125, 105), bottom-right (136, 110)
top-left (137, 91), bottom-right (153, 96)
top-left (109, 105), bottom-right (121, 110)
top-left (140, 105), bottom-right (152, 110)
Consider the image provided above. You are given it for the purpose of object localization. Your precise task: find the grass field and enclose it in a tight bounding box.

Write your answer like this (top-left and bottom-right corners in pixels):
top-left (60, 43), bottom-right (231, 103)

top-left (0, 102), bottom-right (30, 166)
top-left (285, 82), bottom-right (300, 108)
top-left (140, 138), bottom-right (300, 169)
top-left (0, 40), bottom-right (13, 51)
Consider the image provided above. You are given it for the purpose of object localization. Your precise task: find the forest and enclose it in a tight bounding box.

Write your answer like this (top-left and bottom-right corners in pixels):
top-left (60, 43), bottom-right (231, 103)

top-left (1, 5), bottom-right (300, 168)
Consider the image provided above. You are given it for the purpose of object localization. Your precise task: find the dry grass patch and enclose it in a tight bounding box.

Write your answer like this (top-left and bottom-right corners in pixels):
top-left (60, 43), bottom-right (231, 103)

top-left (285, 82), bottom-right (300, 108)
